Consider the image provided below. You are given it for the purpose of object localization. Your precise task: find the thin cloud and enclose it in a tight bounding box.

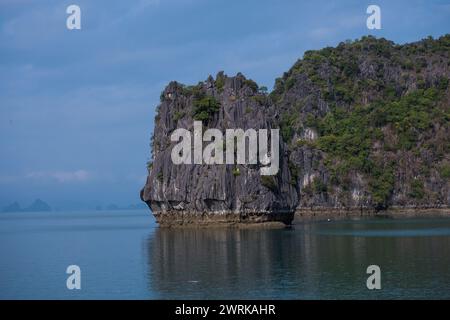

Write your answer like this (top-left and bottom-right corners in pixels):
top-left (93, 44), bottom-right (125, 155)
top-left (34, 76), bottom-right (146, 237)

top-left (308, 14), bottom-right (363, 40)
top-left (26, 170), bottom-right (90, 183)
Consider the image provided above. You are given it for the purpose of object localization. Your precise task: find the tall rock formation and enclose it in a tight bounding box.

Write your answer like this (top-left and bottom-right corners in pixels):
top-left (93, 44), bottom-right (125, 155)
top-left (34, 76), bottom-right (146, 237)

top-left (141, 73), bottom-right (297, 226)
top-left (141, 35), bottom-right (450, 226)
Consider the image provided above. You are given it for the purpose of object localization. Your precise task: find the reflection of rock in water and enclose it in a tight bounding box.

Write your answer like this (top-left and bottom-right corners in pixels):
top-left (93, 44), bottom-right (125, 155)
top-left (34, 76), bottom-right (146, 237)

top-left (146, 227), bottom-right (301, 299)
top-left (144, 225), bottom-right (370, 299)
top-left (145, 220), bottom-right (450, 299)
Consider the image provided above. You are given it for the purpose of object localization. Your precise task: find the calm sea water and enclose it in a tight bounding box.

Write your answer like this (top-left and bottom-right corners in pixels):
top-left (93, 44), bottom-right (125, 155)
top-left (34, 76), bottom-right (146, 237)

top-left (0, 209), bottom-right (449, 299)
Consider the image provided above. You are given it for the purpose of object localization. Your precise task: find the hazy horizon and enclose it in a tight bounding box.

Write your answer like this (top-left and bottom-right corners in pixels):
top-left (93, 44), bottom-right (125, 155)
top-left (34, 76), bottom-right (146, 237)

top-left (1, 0), bottom-right (449, 210)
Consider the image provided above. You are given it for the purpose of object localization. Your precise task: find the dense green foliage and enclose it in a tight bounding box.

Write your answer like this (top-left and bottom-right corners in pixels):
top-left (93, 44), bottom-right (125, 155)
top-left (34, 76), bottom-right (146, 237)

top-left (244, 79), bottom-right (259, 92)
top-left (314, 88), bottom-right (444, 158)
top-left (312, 178), bottom-right (328, 193)
top-left (258, 86), bottom-right (268, 94)
top-left (215, 77), bottom-right (225, 93)
top-left (305, 88), bottom-right (447, 208)
top-left (192, 95), bottom-right (221, 121)
top-left (271, 34), bottom-right (450, 104)
top-left (440, 164), bottom-right (450, 179)
top-left (409, 179), bottom-right (425, 199)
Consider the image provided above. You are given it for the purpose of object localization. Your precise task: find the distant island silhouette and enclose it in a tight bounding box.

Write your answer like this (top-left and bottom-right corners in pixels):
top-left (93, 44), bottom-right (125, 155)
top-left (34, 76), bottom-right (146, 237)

top-left (1, 201), bottom-right (148, 213)
top-left (2, 199), bottom-right (52, 213)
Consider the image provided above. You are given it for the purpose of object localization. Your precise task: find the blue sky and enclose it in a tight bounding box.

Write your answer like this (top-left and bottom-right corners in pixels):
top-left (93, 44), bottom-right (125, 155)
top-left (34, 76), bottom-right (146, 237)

top-left (0, 0), bottom-right (449, 209)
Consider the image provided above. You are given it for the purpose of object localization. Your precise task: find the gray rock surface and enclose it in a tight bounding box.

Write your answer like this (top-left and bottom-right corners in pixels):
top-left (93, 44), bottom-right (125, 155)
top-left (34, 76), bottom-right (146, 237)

top-left (141, 72), bottom-right (297, 226)
top-left (141, 35), bottom-right (450, 226)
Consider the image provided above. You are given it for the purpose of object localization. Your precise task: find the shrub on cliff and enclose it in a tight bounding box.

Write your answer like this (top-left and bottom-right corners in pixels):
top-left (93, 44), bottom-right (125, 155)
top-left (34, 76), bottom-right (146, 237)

top-left (192, 95), bottom-right (220, 121)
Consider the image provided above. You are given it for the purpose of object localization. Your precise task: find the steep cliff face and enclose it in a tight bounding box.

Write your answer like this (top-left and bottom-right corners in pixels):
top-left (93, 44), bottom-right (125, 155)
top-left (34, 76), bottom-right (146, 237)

top-left (142, 35), bottom-right (450, 225)
top-left (141, 73), bottom-right (297, 226)
top-left (273, 35), bottom-right (450, 211)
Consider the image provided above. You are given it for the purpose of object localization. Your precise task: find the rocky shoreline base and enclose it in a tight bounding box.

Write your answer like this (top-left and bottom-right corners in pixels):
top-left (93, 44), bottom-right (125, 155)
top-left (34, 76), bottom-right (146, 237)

top-left (294, 207), bottom-right (450, 223)
top-left (150, 207), bottom-right (450, 227)
top-left (152, 210), bottom-right (294, 228)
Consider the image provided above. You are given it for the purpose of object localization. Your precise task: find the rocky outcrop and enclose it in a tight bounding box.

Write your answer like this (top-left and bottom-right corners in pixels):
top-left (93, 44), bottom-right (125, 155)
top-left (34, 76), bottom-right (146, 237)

top-left (141, 35), bottom-right (450, 226)
top-left (141, 73), bottom-right (297, 226)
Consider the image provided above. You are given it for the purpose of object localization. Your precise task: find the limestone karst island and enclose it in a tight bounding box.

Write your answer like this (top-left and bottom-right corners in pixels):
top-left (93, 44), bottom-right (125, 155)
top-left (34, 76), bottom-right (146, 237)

top-left (141, 35), bottom-right (450, 227)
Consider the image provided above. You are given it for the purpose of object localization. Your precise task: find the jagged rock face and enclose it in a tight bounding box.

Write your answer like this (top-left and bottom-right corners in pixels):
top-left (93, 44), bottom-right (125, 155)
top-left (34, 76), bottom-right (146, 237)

top-left (141, 73), bottom-right (297, 226)
top-left (142, 35), bottom-right (450, 225)
top-left (273, 35), bottom-right (450, 210)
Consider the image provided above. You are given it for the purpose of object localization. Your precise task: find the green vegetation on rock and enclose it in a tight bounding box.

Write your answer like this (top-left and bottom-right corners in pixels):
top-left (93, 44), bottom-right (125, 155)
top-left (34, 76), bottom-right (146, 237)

top-left (192, 95), bottom-right (220, 121)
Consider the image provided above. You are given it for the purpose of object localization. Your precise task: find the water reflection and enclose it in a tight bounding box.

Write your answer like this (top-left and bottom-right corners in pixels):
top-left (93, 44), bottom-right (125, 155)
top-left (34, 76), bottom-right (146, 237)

top-left (145, 220), bottom-right (450, 299)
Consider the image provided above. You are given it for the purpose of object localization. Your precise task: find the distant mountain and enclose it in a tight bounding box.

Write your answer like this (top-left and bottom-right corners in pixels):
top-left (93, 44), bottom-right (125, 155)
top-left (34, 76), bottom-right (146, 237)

top-left (2, 199), bottom-right (52, 213)
top-left (24, 199), bottom-right (52, 212)
top-left (2, 201), bottom-right (22, 213)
